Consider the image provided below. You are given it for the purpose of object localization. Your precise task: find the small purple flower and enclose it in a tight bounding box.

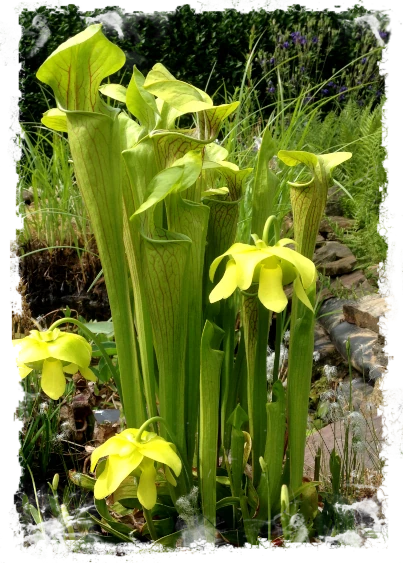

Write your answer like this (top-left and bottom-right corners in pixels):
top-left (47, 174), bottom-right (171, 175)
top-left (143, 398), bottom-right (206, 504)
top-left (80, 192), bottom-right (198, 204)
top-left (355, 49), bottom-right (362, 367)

top-left (321, 88), bottom-right (329, 95)
top-left (300, 66), bottom-right (305, 73)
top-left (303, 96), bottom-right (313, 105)
top-left (299, 36), bottom-right (307, 45)
top-left (283, 41), bottom-right (290, 48)
top-left (267, 87), bottom-right (276, 94)
top-left (379, 30), bottom-right (388, 39)
top-left (327, 81), bottom-right (335, 87)
top-left (269, 57), bottom-right (275, 65)
top-left (339, 85), bottom-right (348, 93)
top-left (376, 90), bottom-right (382, 97)
top-left (338, 94), bottom-right (346, 101)
top-left (361, 57), bottom-right (367, 64)
top-left (358, 99), bottom-right (364, 107)
top-left (357, 80), bottom-right (362, 85)
top-left (312, 36), bottom-right (318, 44)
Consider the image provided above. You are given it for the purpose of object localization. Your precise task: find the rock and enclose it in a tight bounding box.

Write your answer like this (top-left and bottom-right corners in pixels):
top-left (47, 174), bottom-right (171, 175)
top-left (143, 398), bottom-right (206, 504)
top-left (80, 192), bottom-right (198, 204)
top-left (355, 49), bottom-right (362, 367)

top-left (319, 216), bottom-right (356, 235)
top-left (334, 270), bottom-right (366, 290)
top-left (314, 323), bottom-right (338, 363)
top-left (315, 241), bottom-right (352, 261)
top-left (317, 287), bottom-right (334, 302)
top-left (316, 233), bottom-right (326, 245)
top-left (325, 186), bottom-right (344, 216)
top-left (321, 255), bottom-right (357, 276)
top-left (314, 241), bottom-right (357, 276)
top-left (304, 415), bottom-right (383, 480)
top-left (317, 298), bottom-right (353, 332)
top-left (343, 295), bottom-right (387, 334)
top-left (361, 373), bottom-right (403, 414)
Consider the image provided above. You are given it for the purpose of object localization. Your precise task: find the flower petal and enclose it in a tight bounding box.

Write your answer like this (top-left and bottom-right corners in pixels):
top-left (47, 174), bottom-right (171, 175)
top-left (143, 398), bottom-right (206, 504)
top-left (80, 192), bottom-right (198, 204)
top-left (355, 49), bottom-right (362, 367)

top-left (294, 275), bottom-right (314, 312)
top-left (13, 335), bottom-right (50, 364)
top-left (91, 435), bottom-right (137, 472)
top-left (209, 243), bottom-right (254, 282)
top-left (264, 245), bottom-right (316, 288)
top-left (80, 366), bottom-right (97, 381)
top-left (258, 264), bottom-right (288, 313)
top-left (63, 363), bottom-right (78, 374)
top-left (17, 362), bottom-right (33, 379)
top-left (209, 259), bottom-right (237, 303)
top-left (165, 466), bottom-right (177, 486)
top-left (280, 259), bottom-right (297, 286)
top-left (234, 249), bottom-right (271, 290)
top-left (137, 438), bottom-right (182, 476)
top-left (41, 358), bottom-right (66, 400)
top-left (137, 458), bottom-right (157, 510)
top-left (46, 332), bottom-right (92, 368)
top-left (93, 449), bottom-right (143, 499)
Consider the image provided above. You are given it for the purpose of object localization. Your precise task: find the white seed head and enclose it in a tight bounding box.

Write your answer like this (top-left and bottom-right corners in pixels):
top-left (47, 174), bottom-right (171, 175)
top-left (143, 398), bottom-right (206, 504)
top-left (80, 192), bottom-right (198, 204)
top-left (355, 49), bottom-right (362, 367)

top-left (323, 364), bottom-right (338, 381)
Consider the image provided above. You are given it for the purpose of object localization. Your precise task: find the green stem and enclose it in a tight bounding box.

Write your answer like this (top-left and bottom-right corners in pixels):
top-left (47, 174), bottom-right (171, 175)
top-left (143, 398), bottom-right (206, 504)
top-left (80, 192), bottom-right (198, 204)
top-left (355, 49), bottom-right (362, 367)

top-left (143, 507), bottom-right (158, 541)
top-left (262, 215), bottom-right (280, 245)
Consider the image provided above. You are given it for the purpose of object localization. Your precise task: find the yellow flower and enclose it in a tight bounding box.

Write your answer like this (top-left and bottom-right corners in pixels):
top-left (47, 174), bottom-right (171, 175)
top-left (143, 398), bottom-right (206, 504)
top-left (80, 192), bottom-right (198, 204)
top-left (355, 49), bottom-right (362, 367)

top-left (90, 428), bottom-right (182, 510)
top-left (12, 328), bottom-right (96, 400)
top-left (209, 237), bottom-right (316, 312)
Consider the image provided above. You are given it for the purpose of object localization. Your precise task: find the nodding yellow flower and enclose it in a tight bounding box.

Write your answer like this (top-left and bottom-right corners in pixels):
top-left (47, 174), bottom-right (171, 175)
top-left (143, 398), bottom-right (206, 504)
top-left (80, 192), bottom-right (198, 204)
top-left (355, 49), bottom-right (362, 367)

top-left (90, 428), bottom-right (182, 510)
top-left (12, 328), bottom-right (96, 400)
top-left (209, 237), bottom-right (316, 313)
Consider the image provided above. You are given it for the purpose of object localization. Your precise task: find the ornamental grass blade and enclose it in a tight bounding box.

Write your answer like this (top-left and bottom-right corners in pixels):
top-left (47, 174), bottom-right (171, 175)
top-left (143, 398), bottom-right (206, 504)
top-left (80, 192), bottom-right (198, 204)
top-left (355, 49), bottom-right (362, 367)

top-left (199, 320), bottom-right (224, 543)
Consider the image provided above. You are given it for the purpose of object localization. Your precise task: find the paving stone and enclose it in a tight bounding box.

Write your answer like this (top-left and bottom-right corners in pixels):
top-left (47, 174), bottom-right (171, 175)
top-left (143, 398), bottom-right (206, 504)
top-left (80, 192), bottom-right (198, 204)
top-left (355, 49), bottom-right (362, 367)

top-left (304, 415), bottom-right (383, 480)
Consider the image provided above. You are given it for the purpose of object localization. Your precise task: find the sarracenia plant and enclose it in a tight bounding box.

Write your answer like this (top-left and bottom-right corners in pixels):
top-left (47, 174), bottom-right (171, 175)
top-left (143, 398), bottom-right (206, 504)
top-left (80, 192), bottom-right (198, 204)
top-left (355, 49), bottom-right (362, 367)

top-left (28, 24), bottom-right (352, 544)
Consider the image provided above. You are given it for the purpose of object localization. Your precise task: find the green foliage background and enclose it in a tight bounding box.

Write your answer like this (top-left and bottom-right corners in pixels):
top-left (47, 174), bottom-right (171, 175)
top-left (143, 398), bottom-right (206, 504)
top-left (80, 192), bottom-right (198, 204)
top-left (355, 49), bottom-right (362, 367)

top-left (19, 4), bottom-right (387, 124)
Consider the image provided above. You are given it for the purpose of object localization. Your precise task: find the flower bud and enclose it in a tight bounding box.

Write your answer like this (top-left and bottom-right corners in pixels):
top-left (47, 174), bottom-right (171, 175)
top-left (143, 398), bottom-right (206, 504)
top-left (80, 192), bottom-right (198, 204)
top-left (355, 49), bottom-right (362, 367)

top-left (52, 473), bottom-right (59, 491)
top-left (61, 504), bottom-right (71, 528)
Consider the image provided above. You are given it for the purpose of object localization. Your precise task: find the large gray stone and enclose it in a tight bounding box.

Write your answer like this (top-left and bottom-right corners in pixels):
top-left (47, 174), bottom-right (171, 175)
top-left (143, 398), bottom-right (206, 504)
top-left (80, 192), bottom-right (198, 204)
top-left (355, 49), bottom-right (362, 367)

top-left (314, 241), bottom-right (357, 276)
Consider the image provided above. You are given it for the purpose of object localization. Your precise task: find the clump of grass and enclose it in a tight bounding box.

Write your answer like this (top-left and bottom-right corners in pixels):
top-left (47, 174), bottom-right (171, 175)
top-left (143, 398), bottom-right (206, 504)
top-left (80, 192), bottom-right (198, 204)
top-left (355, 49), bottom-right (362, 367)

top-left (17, 125), bottom-right (91, 259)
